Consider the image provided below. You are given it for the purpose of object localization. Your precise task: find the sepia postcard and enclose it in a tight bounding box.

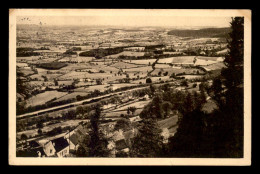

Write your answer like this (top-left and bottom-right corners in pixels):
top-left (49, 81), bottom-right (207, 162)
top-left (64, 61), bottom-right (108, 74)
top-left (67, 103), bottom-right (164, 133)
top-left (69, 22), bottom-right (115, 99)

top-left (9, 9), bottom-right (251, 166)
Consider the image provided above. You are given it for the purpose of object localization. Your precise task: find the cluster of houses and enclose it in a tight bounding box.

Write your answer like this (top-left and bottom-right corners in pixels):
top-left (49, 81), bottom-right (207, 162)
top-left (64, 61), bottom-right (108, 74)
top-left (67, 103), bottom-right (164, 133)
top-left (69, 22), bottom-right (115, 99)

top-left (19, 113), bottom-right (170, 158)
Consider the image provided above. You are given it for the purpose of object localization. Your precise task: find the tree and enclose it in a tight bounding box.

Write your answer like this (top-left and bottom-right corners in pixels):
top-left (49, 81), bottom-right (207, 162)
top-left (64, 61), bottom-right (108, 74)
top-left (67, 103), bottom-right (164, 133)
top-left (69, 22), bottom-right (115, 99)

top-left (127, 107), bottom-right (130, 117)
top-left (167, 109), bottom-right (208, 157)
top-left (36, 121), bottom-right (43, 129)
top-left (162, 101), bottom-right (172, 118)
top-left (129, 106), bottom-right (137, 116)
top-left (170, 73), bottom-right (176, 78)
top-left (180, 80), bottom-right (188, 87)
top-left (76, 95), bottom-right (82, 101)
top-left (96, 79), bottom-right (102, 85)
top-left (88, 104), bottom-right (109, 157)
top-left (130, 118), bottom-right (163, 157)
top-left (114, 118), bottom-right (131, 131)
top-left (140, 94), bottom-right (163, 119)
top-left (212, 78), bottom-right (223, 95)
top-left (66, 109), bottom-right (76, 119)
top-left (37, 128), bottom-right (43, 135)
top-left (146, 78), bottom-right (152, 84)
top-left (217, 17), bottom-right (244, 157)
top-left (183, 92), bottom-right (195, 114)
top-left (167, 17), bottom-right (245, 158)
top-left (54, 79), bottom-right (58, 86)
top-left (76, 106), bottom-right (84, 117)
top-left (161, 83), bottom-right (170, 92)
top-left (76, 134), bottom-right (91, 157)
top-left (222, 17), bottom-right (244, 89)
top-left (21, 133), bottom-right (27, 141)
top-left (149, 84), bottom-right (155, 96)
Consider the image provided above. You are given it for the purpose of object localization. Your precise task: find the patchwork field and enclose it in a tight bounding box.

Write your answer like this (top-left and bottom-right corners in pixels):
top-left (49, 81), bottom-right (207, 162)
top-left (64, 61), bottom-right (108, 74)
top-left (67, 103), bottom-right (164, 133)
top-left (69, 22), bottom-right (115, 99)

top-left (26, 91), bottom-right (68, 107)
top-left (58, 56), bottom-right (95, 63)
top-left (17, 56), bottom-right (40, 62)
top-left (151, 67), bottom-right (204, 76)
top-left (157, 56), bottom-right (224, 66)
top-left (201, 62), bottom-right (225, 71)
top-left (19, 69), bottom-right (35, 76)
top-left (124, 66), bottom-right (153, 73)
top-left (106, 51), bottom-right (145, 58)
top-left (110, 62), bottom-right (142, 69)
top-left (54, 92), bottom-right (90, 102)
top-left (58, 71), bottom-right (113, 80)
top-left (123, 59), bottom-right (157, 65)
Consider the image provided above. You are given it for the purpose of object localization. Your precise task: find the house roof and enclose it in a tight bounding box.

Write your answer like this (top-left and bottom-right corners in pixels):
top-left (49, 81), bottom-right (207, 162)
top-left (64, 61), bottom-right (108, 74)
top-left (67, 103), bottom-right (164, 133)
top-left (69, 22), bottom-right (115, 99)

top-left (115, 139), bottom-right (128, 151)
top-left (29, 140), bottom-right (41, 148)
top-left (123, 130), bottom-right (135, 140)
top-left (51, 137), bottom-right (69, 153)
top-left (69, 133), bottom-right (79, 146)
top-left (77, 125), bottom-right (88, 135)
top-left (112, 130), bottom-right (125, 142)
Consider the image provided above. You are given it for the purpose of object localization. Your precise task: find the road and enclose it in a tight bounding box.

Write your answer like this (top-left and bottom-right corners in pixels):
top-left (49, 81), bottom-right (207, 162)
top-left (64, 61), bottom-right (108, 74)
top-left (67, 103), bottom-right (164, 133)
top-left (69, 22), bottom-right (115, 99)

top-left (17, 85), bottom-right (149, 120)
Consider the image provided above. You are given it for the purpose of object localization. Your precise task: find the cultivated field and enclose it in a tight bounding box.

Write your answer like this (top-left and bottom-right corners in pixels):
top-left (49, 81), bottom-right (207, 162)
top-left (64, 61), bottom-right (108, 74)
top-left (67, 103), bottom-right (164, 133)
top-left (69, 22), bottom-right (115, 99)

top-left (26, 91), bottom-right (68, 107)
top-left (123, 59), bottom-right (157, 65)
top-left (106, 51), bottom-right (145, 58)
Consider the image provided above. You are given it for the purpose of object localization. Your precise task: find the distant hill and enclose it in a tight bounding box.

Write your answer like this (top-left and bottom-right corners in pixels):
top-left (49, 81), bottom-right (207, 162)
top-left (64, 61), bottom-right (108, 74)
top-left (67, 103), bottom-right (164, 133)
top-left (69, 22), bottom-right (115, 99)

top-left (167, 28), bottom-right (231, 38)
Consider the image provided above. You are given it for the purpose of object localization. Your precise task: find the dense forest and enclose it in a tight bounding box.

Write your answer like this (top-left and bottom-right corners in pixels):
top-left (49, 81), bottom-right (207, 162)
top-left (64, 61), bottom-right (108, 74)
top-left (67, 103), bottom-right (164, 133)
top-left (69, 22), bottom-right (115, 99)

top-left (167, 28), bottom-right (231, 38)
top-left (79, 47), bottom-right (126, 58)
top-left (16, 47), bottom-right (40, 57)
top-left (36, 62), bottom-right (67, 70)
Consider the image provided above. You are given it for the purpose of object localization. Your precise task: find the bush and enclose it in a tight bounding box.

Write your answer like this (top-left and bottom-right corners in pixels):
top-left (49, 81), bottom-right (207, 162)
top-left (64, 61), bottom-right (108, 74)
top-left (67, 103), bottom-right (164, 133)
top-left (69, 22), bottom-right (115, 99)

top-left (146, 78), bottom-right (152, 83)
top-left (180, 80), bottom-right (188, 87)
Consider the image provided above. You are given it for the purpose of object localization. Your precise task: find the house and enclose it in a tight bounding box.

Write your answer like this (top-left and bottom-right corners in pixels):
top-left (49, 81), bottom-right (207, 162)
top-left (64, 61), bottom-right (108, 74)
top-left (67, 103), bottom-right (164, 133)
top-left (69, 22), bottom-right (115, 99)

top-left (22, 140), bottom-right (47, 157)
top-left (51, 137), bottom-right (70, 157)
top-left (112, 129), bottom-right (125, 142)
top-left (18, 146), bottom-right (46, 157)
top-left (43, 137), bottom-right (70, 157)
top-left (123, 128), bottom-right (138, 147)
top-left (115, 139), bottom-right (129, 153)
top-left (66, 133), bottom-right (80, 152)
top-left (43, 141), bottom-right (56, 157)
top-left (106, 140), bottom-right (116, 157)
top-left (76, 125), bottom-right (89, 136)
top-left (129, 116), bottom-right (142, 123)
top-left (101, 123), bottom-right (116, 138)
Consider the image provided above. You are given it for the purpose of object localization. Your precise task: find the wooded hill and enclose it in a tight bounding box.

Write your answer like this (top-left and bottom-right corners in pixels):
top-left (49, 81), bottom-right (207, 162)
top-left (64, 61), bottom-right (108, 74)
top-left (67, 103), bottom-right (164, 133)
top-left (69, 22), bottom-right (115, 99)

top-left (167, 28), bottom-right (231, 38)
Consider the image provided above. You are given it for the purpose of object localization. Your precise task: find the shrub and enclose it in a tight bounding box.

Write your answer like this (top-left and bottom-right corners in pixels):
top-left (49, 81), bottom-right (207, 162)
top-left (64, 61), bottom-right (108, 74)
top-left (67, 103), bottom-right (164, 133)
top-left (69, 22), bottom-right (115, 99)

top-left (146, 78), bottom-right (152, 83)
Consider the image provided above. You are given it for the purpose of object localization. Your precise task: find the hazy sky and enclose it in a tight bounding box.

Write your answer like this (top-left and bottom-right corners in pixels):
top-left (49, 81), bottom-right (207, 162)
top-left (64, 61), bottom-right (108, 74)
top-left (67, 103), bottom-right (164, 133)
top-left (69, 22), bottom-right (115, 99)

top-left (17, 16), bottom-right (231, 28)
